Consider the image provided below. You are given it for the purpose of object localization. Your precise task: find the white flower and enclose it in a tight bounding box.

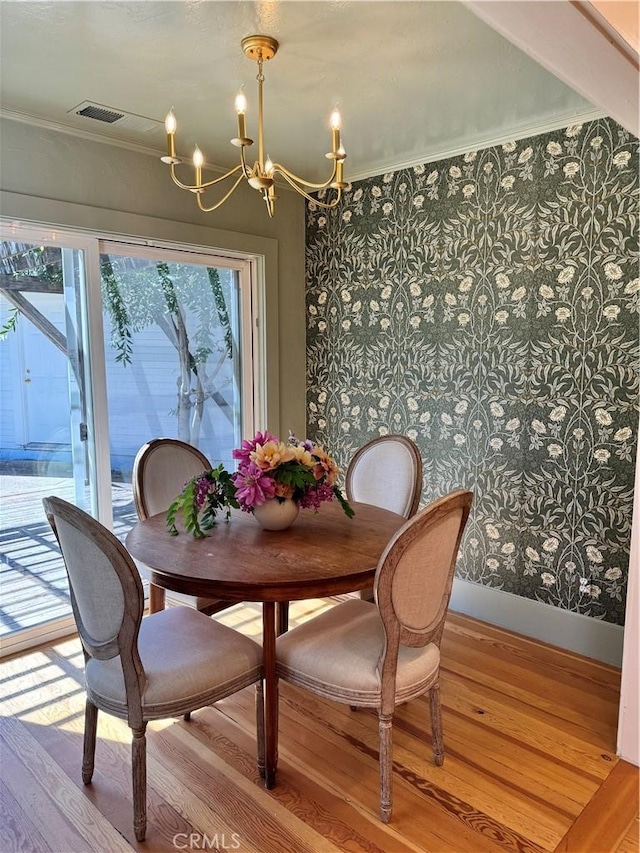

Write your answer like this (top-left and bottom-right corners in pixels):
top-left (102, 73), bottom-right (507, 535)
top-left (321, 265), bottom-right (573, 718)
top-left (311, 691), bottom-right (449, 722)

top-left (351, 405), bottom-right (360, 416)
top-left (565, 562), bottom-right (576, 573)
top-left (566, 124), bottom-right (583, 138)
top-left (462, 184), bottom-right (475, 198)
top-left (588, 585), bottom-right (601, 599)
top-left (526, 547), bottom-right (539, 561)
top-left (318, 216), bottom-right (326, 227)
top-left (490, 403), bottom-right (504, 417)
top-left (318, 291), bottom-right (327, 304)
top-left (558, 267), bottom-right (575, 284)
top-left (340, 393), bottom-right (350, 405)
top-left (352, 300), bottom-right (361, 312)
top-left (371, 186), bottom-right (382, 197)
top-left (445, 292), bottom-right (457, 306)
top-left (563, 162), bottom-right (580, 177)
top-left (490, 438), bottom-right (503, 450)
top-left (407, 397), bottom-right (418, 412)
top-left (550, 406), bottom-right (567, 421)
top-left (464, 151), bottom-right (477, 162)
top-left (603, 305), bottom-right (620, 320)
top-left (485, 524), bottom-right (500, 540)
top-left (625, 278), bottom-right (640, 294)
top-left (496, 273), bottom-right (511, 289)
top-left (594, 448), bottom-right (610, 463)
top-left (546, 141), bottom-right (562, 156)
top-left (614, 427), bottom-right (632, 442)
top-left (410, 282), bottom-right (422, 297)
top-left (501, 175), bottom-right (515, 189)
top-left (449, 165), bottom-right (462, 179)
top-left (532, 420), bottom-right (546, 434)
top-left (595, 409), bottom-right (612, 426)
top-left (541, 572), bottom-right (556, 587)
top-left (379, 395), bottom-right (390, 410)
top-left (469, 538), bottom-right (479, 549)
top-left (502, 141), bottom-right (517, 153)
top-left (380, 318), bottom-right (391, 330)
top-left (483, 162), bottom-right (494, 173)
top-left (506, 418), bottom-right (520, 431)
top-left (441, 413), bottom-right (453, 425)
top-left (605, 567), bottom-right (622, 581)
top-left (407, 429), bottom-right (418, 441)
top-left (342, 210), bottom-right (352, 223)
top-left (586, 545), bottom-right (603, 563)
top-left (518, 146), bottom-right (533, 163)
top-left (381, 285), bottom-right (392, 300)
top-left (548, 444), bottom-right (563, 457)
top-left (573, 428), bottom-right (584, 440)
top-left (613, 151), bottom-right (631, 168)
top-left (581, 287), bottom-right (593, 301)
top-left (495, 310), bottom-right (509, 324)
top-left (555, 307), bottom-right (571, 321)
top-left (455, 401), bottom-right (468, 414)
top-left (458, 312), bottom-right (470, 326)
top-left (353, 188), bottom-right (363, 202)
top-left (579, 577), bottom-right (590, 593)
top-left (318, 417), bottom-right (326, 428)
top-left (410, 315), bottom-right (421, 328)
top-left (512, 287), bottom-right (526, 301)
top-left (368, 407), bottom-right (378, 418)
top-left (383, 172), bottom-right (394, 183)
top-left (413, 195), bottom-right (424, 208)
top-left (309, 304), bottom-right (317, 315)
top-left (543, 537), bottom-right (559, 552)
top-left (604, 262), bottom-right (622, 281)
top-left (539, 284), bottom-right (554, 299)
top-left (426, 170), bottom-right (439, 185)
top-left (382, 202), bottom-right (393, 215)
top-left (341, 290), bottom-right (351, 302)
top-left (459, 276), bottom-right (473, 292)
top-left (318, 321), bottom-right (327, 332)
top-left (370, 300), bottom-right (380, 312)
top-left (318, 391), bottom-right (327, 404)
top-left (590, 136), bottom-right (603, 149)
top-left (478, 294), bottom-right (488, 306)
top-left (414, 164), bottom-right (425, 175)
top-left (453, 433), bottom-right (466, 445)
top-left (501, 542), bottom-right (515, 555)
top-left (486, 558), bottom-right (499, 570)
top-left (379, 425), bottom-right (389, 436)
top-left (423, 294), bottom-right (434, 308)
top-left (341, 319), bottom-right (351, 331)
top-left (473, 419), bottom-right (482, 429)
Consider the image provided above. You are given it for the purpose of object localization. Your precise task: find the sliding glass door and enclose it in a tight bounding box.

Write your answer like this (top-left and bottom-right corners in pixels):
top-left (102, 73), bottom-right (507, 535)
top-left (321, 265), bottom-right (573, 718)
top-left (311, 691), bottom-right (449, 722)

top-left (0, 226), bottom-right (258, 652)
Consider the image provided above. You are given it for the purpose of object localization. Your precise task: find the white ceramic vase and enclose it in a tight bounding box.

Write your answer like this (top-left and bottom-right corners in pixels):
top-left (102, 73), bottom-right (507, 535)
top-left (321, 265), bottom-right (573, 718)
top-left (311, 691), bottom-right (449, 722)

top-left (252, 498), bottom-right (300, 531)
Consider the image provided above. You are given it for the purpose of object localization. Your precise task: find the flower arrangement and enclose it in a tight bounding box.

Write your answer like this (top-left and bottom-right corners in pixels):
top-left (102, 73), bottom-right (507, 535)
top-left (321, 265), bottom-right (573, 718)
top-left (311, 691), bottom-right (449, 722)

top-left (165, 432), bottom-right (353, 538)
top-left (231, 431), bottom-right (353, 517)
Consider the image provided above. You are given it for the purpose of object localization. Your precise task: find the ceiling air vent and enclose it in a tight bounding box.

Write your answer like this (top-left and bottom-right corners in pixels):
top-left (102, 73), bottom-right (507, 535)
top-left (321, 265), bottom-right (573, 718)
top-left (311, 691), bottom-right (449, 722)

top-left (68, 101), bottom-right (160, 133)
top-left (76, 104), bottom-right (124, 124)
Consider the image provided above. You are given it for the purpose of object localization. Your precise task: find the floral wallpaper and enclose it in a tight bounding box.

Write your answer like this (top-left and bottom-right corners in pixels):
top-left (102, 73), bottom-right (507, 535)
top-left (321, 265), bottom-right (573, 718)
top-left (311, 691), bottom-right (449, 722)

top-left (305, 118), bottom-right (638, 626)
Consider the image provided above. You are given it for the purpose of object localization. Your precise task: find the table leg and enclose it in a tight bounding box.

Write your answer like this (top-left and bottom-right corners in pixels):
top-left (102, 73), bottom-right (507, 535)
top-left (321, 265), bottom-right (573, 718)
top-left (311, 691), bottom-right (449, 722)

top-left (148, 583), bottom-right (165, 614)
top-left (276, 601), bottom-right (289, 636)
top-left (262, 601), bottom-right (278, 789)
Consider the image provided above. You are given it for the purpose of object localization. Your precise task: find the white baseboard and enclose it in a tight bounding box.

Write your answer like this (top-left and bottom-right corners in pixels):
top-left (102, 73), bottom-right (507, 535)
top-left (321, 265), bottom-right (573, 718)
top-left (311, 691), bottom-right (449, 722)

top-left (450, 578), bottom-right (624, 667)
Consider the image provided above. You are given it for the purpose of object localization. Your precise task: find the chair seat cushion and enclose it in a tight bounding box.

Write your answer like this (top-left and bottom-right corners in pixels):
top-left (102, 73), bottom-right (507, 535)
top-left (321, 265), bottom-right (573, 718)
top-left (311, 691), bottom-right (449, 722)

top-left (276, 598), bottom-right (439, 706)
top-left (86, 607), bottom-right (262, 720)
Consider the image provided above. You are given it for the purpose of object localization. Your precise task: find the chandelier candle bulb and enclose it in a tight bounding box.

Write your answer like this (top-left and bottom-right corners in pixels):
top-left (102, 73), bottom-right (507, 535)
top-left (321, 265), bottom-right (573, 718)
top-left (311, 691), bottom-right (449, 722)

top-left (162, 109), bottom-right (179, 164)
top-left (235, 90), bottom-right (247, 140)
top-left (193, 145), bottom-right (204, 189)
top-left (330, 109), bottom-right (341, 153)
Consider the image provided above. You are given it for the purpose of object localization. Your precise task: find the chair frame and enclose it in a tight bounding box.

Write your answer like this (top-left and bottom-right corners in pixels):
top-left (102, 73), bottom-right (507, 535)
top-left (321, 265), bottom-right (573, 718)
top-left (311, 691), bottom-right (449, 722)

top-left (132, 437), bottom-right (231, 616)
top-left (345, 434), bottom-right (423, 519)
top-left (43, 495), bottom-right (263, 841)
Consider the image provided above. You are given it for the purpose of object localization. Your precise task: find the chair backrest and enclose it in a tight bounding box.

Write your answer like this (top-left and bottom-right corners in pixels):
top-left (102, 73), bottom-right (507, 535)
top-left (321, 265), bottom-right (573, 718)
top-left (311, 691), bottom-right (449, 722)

top-left (375, 489), bottom-right (473, 651)
top-left (346, 435), bottom-right (423, 519)
top-left (132, 438), bottom-right (211, 520)
top-left (42, 496), bottom-right (145, 720)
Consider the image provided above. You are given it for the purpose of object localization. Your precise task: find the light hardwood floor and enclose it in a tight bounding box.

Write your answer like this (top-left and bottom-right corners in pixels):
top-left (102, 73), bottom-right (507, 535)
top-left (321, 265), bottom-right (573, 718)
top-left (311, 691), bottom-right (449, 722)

top-left (1, 601), bottom-right (637, 853)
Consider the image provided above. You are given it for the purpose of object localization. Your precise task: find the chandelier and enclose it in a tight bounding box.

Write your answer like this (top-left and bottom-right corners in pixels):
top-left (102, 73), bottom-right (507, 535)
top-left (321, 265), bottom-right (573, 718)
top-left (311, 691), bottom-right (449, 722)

top-left (161, 34), bottom-right (348, 218)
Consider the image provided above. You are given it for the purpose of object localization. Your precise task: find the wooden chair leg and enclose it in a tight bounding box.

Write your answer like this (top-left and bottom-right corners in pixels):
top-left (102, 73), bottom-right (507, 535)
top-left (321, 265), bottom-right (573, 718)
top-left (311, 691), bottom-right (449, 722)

top-left (82, 700), bottom-right (98, 784)
top-left (429, 681), bottom-right (444, 766)
top-left (183, 712), bottom-right (191, 721)
top-left (379, 712), bottom-right (393, 823)
top-left (256, 681), bottom-right (265, 779)
top-left (131, 725), bottom-right (147, 842)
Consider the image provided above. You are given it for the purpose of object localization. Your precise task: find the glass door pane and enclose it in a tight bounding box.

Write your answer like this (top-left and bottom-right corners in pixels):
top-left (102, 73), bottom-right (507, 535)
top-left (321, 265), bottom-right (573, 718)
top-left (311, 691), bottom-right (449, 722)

top-left (0, 238), bottom-right (96, 637)
top-left (99, 248), bottom-right (245, 540)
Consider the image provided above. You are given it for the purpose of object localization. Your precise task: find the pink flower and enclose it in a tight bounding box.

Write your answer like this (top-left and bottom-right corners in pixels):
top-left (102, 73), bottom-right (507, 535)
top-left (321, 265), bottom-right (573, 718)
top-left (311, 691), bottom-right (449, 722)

top-left (298, 483), bottom-right (335, 510)
top-left (231, 462), bottom-right (276, 510)
top-left (232, 430), bottom-right (279, 465)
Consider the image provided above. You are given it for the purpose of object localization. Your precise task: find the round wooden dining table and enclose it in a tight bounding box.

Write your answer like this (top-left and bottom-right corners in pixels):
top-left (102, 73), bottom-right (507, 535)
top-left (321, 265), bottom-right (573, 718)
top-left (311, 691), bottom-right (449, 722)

top-left (125, 499), bottom-right (405, 788)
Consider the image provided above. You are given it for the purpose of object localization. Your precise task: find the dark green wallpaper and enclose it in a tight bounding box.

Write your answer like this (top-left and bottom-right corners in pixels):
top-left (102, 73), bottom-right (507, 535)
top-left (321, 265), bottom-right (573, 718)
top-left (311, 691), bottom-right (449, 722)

top-left (305, 118), bottom-right (639, 626)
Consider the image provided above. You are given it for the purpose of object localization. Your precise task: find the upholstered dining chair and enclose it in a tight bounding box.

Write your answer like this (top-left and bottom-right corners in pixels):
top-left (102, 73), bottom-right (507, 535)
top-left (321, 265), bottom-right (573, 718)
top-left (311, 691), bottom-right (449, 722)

top-left (275, 489), bottom-right (473, 822)
top-left (132, 437), bottom-right (233, 616)
top-left (43, 496), bottom-right (263, 842)
top-left (347, 434), bottom-right (423, 601)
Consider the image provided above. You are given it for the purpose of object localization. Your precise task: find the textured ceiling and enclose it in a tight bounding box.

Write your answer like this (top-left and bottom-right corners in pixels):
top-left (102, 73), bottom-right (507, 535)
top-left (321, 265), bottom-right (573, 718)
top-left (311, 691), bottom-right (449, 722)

top-left (0, 1), bottom-right (599, 183)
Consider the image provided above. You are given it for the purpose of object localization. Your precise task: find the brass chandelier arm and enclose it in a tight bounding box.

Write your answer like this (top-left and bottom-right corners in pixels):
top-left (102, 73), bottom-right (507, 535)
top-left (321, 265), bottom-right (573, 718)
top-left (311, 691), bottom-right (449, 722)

top-left (277, 169), bottom-right (343, 208)
top-left (271, 161), bottom-right (339, 191)
top-left (169, 162), bottom-right (244, 192)
top-left (195, 174), bottom-right (246, 212)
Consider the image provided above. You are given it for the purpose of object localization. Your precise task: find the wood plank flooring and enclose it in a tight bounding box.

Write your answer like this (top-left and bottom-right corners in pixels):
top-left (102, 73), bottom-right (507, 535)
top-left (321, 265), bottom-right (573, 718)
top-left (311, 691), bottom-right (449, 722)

top-left (0, 602), bottom-right (637, 853)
